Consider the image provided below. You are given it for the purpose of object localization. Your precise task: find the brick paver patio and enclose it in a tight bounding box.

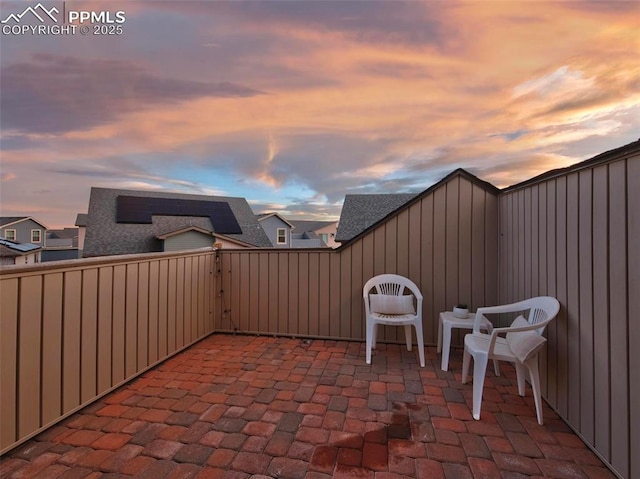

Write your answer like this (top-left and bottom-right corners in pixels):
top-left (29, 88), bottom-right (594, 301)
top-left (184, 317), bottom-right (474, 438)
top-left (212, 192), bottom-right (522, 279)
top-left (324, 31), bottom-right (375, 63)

top-left (0, 335), bottom-right (615, 478)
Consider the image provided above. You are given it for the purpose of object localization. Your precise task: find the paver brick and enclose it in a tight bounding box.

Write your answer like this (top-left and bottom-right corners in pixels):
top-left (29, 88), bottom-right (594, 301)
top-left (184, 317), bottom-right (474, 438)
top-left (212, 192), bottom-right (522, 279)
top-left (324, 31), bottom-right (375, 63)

top-left (173, 444), bottom-right (214, 465)
top-left (266, 457), bottom-right (309, 479)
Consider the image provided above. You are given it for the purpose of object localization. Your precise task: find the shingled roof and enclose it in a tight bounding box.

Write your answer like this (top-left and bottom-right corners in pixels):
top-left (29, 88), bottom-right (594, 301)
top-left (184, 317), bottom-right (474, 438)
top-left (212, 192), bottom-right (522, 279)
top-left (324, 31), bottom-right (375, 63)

top-left (335, 193), bottom-right (417, 243)
top-left (83, 187), bottom-right (272, 257)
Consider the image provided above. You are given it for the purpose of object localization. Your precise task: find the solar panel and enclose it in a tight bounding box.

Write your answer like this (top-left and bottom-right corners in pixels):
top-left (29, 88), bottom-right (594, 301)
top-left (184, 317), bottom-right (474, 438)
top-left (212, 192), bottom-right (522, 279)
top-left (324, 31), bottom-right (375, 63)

top-left (116, 196), bottom-right (242, 234)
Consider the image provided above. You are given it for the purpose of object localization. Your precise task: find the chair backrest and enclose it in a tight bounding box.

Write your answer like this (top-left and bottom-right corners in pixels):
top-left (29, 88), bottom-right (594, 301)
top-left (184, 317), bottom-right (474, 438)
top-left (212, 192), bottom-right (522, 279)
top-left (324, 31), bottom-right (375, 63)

top-left (363, 274), bottom-right (423, 300)
top-left (475, 296), bottom-right (560, 334)
top-left (523, 296), bottom-right (560, 331)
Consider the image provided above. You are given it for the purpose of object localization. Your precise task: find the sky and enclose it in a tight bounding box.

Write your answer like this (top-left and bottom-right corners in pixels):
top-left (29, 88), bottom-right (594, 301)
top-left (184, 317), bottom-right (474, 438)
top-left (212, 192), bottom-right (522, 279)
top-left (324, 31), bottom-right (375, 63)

top-left (1, 1), bottom-right (639, 228)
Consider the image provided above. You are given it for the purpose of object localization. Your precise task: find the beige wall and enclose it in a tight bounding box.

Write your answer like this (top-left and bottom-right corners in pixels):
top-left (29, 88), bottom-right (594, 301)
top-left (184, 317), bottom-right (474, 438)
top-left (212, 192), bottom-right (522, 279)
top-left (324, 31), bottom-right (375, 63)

top-left (498, 151), bottom-right (639, 479)
top-left (0, 249), bottom-right (215, 454)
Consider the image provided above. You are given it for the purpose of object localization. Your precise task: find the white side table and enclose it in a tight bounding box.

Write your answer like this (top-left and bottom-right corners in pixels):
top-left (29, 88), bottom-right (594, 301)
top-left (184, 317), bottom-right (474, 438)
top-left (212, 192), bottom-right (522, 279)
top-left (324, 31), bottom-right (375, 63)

top-left (437, 311), bottom-right (493, 371)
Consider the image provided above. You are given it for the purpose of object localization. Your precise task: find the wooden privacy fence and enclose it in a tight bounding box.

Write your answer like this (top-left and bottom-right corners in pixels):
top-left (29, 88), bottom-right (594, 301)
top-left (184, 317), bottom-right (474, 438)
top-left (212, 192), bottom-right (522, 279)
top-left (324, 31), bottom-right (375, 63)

top-left (0, 249), bottom-right (215, 454)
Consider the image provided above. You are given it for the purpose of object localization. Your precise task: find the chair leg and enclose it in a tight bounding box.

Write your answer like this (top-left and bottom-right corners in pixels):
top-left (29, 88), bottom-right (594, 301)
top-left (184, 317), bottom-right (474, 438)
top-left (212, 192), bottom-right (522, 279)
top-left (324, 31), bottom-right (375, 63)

top-left (372, 323), bottom-right (378, 349)
top-left (493, 360), bottom-right (501, 376)
top-left (462, 348), bottom-right (470, 384)
top-left (366, 322), bottom-right (375, 365)
top-left (515, 362), bottom-right (527, 396)
top-left (414, 322), bottom-right (425, 367)
top-left (526, 357), bottom-right (544, 425)
top-left (441, 323), bottom-right (452, 371)
top-left (404, 325), bottom-right (412, 351)
top-left (471, 353), bottom-right (489, 420)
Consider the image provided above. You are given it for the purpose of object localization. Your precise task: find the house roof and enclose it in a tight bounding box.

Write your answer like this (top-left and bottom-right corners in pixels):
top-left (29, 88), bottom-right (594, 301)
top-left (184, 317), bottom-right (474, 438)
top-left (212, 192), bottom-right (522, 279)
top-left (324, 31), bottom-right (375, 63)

top-left (256, 212), bottom-right (294, 228)
top-left (289, 220), bottom-right (337, 234)
top-left (83, 187), bottom-right (272, 257)
top-left (75, 214), bottom-right (88, 227)
top-left (0, 216), bottom-right (48, 229)
top-left (335, 193), bottom-right (417, 243)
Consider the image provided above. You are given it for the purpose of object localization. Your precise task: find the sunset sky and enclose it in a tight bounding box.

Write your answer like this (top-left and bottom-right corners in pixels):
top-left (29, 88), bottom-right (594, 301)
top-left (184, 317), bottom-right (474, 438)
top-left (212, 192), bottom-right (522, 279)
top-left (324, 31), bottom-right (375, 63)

top-left (1, 1), bottom-right (639, 228)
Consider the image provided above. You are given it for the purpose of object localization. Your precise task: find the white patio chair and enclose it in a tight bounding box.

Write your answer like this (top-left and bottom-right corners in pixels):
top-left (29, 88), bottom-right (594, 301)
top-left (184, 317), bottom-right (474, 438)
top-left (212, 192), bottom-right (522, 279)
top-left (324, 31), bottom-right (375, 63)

top-left (461, 296), bottom-right (560, 424)
top-left (363, 274), bottom-right (425, 367)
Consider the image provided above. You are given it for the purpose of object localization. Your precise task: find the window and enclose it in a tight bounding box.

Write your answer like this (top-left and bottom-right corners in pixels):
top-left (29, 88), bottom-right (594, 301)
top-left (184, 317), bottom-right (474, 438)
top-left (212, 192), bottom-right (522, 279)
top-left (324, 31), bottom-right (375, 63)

top-left (277, 228), bottom-right (287, 245)
top-left (320, 233), bottom-right (328, 244)
top-left (4, 229), bottom-right (16, 241)
top-left (31, 229), bottom-right (41, 243)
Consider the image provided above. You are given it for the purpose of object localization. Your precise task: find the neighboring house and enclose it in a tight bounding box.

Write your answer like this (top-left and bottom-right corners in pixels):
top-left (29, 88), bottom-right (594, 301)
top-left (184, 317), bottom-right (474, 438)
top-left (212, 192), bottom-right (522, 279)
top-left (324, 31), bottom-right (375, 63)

top-left (0, 216), bottom-right (47, 245)
top-left (42, 228), bottom-right (80, 262)
top-left (82, 187), bottom-right (272, 257)
top-left (0, 238), bottom-right (41, 266)
top-left (256, 213), bottom-right (293, 248)
top-left (335, 193), bottom-right (417, 243)
top-left (289, 220), bottom-right (339, 248)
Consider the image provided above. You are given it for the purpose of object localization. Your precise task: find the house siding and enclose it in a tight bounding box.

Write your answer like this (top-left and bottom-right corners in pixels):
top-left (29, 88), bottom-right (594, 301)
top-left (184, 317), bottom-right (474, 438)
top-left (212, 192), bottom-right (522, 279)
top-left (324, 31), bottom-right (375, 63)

top-left (259, 216), bottom-right (291, 248)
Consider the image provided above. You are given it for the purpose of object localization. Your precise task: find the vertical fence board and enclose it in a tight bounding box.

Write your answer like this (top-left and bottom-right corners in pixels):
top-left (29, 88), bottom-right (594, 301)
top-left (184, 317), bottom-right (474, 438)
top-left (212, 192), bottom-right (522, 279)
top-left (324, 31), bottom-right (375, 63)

top-left (308, 253), bottom-right (320, 336)
top-left (288, 253), bottom-right (299, 335)
top-left (174, 258), bottom-right (184, 348)
top-left (167, 260), bottom-right (177, 353)
top-left (258, 253), bottom-right (269, 333)
top-left (566, 174), bottom-right (580, 427)
top-left (471, 187), bottom-right (486, 312)
top-left (298, 253), bottom-right (309, 336)
top-left (111, 266), bottom-right (126, 385)
top-left (329, 252), bottom-right (342, 338)
top-left (137, 262), bottom-right (150, 369)
top-left (396, 209), bottom-right (410, 278)
top-left (408, 203), bottom-right (421, 286)
top-left (459, 179), bottom-right (472, 311)
top-left (445, 179), bottom-right (459, 310)
top-left (81, 269), bottom-right (98, 403)
top-left (18, 275), bottom-right (42, 437)
top-left (318, 252), bottom-right (330, 337)
top-left (350, 242), bottom-right (364, 340)
top-left (555, 177), bottom-right (569, 417)
top-left (524, 188), bottom-right (532, 299)
top-left (125, 265), bottom-right (139, 378)
top-left (0, 278), bottom-right (18, 449)
top-left (97, 267), bottom-right (113, 394)
top-left (62, 271), bottom-right (82, 413)
top-left (340, 248), bottom-right (352, 339)
top-left (609, 161), bottom-right (629, 478)
top-left (628, 157), bottom-right (640, 479)
top-left (42, 273), bottom-right (63, 425)
top-left (421, 194), bottom-right (435, 342)
top-left (578, 170), bottom-right (594, 443)
top-left (158, 260), bottom-right (169, 357)
top-left (278, 254), bottom-right (289, 334)
top-left (592, 165), bottom-right (610, 459)
top-left (269, 253), bottom-right (280, 333)
top-left (148, 261), bottom-right (159, 364)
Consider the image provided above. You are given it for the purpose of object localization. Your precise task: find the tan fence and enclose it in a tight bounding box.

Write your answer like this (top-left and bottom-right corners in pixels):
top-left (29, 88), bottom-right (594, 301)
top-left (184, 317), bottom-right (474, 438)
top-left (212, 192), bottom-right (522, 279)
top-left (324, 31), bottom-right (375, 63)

top-left (0, 249), bottom-right (215, 454)
top-left (498, 154), bottom-right (639, 479)
top-left (215, 173), bottom-right (499, 346)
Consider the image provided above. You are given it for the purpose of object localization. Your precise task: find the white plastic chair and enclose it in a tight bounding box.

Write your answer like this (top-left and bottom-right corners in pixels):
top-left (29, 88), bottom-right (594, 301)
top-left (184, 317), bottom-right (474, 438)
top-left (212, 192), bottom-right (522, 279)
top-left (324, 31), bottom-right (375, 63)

top-left (363, 274), bottom-right (425, 367)
top-left (461, 296), bottom-right (560, 424)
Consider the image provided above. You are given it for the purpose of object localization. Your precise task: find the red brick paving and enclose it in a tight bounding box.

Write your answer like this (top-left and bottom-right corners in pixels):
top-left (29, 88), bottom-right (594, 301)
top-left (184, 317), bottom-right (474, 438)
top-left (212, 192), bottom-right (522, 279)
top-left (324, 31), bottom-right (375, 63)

top-left (0, 335), bottom-right (617, 478)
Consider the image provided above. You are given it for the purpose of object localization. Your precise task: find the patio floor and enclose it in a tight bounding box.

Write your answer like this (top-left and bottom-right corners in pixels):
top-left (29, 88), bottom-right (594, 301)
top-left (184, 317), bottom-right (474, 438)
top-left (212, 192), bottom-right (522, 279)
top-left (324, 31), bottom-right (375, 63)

top-left (1, 335), bottom-right (615, 479)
